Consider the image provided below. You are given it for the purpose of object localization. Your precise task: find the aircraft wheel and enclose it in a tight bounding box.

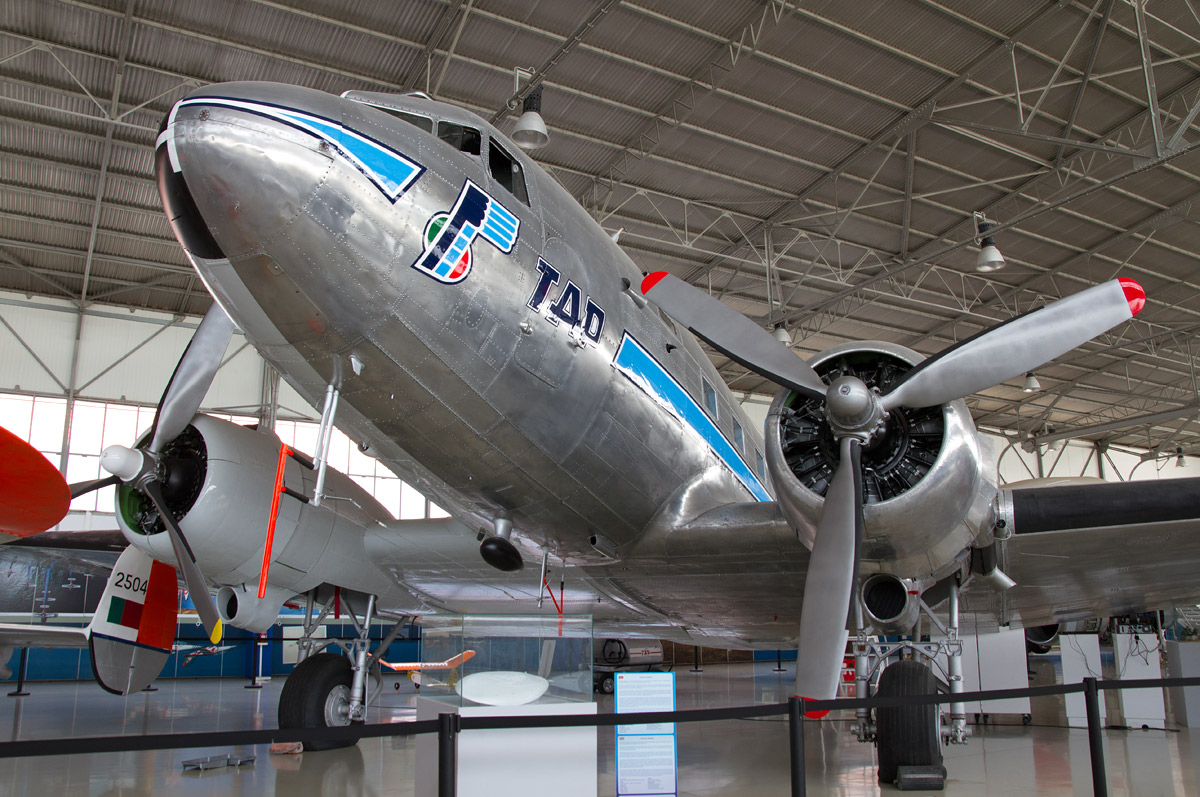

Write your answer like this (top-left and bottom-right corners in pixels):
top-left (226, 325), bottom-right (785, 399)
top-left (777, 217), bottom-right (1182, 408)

top-left (279, 652), bottom-right (362, 751)
top-left (874, 660), bottom-right (944, 785)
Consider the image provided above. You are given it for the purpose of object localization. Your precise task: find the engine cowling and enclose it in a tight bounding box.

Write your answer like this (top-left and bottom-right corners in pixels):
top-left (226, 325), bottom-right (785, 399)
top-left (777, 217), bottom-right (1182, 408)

top-left (765, 341), bottom-right (998, 582)
top-left (113, 415), bottom-right (395, 631)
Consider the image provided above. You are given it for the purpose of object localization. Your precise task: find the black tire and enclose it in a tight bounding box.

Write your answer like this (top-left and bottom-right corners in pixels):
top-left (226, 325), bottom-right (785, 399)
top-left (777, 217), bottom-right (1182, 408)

top-left (875, 660), bottom-right (944, 785)
top-left (279, 652), bottom-right (362, 751)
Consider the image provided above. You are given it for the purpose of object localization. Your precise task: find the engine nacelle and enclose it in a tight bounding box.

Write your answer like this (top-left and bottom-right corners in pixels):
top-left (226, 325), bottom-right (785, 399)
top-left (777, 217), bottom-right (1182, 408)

top-left (217, 583), bottom-right (295, 634)
top-left (860, 574), bottom-right (922, 634)
top-left (113, 415), bottom-right (395, 628)
top-left (765, 341), bottom-right (998, 582)
top-left (1025, 624), bottom-right (1060, 654)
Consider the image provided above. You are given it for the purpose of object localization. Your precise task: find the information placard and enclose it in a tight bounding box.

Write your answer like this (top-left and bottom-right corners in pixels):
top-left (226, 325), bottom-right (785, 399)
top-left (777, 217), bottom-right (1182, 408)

top-left (616, 672), bottom-right (676, 796)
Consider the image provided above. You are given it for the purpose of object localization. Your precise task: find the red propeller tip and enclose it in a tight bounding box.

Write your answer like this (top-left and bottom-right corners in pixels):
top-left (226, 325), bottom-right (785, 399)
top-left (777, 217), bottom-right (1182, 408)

top-left (641, 271), bottom-right (668, 295)
top-left (797, 696), bottom-right (831, 719)
top-left (1119, 278), bottom-right (1145, 316)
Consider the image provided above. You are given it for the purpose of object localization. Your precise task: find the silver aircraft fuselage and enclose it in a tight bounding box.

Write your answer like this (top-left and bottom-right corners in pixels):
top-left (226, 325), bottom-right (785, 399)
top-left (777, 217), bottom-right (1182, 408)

top-left (158, 81), bottom-right (771, 568)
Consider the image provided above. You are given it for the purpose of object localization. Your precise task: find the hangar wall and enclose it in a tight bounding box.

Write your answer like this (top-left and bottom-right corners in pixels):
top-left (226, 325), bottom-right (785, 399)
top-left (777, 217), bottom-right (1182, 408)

top-left (1, 292), bottom-right (1192, 532)
top-left (0, 291), bottom-right (443, 526)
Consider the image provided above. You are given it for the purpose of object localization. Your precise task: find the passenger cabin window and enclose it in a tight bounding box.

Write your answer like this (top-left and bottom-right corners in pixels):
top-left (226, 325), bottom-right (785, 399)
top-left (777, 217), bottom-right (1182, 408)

top-left (438, 122), bottom-right (481, 156)
top-left (733, 419), bottom-right (744, 453)
top-left (755, 451), bottom-right (765, 479)
top-left (488, 140), bottom-right (529, 205)
top-left (702, 379), bottom-right (717, 418)
top-left (376, 107), bottom-right (432, 133)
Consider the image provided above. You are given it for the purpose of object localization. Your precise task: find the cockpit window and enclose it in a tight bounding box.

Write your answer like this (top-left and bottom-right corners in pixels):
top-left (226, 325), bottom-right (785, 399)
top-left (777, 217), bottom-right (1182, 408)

top-left (346, 99), bottom-right (434, 133)
top-left (438, 122), bottom-right (481, 156)
top-left (488, 140), bottom-right (529, 206)
top-left (379, 108), bottom-right (433, 133)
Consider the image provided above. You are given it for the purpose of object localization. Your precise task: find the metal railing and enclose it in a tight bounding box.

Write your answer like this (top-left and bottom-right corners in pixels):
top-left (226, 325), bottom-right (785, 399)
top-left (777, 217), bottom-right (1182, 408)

top-left (3, 674), bottom-right (1200, 796)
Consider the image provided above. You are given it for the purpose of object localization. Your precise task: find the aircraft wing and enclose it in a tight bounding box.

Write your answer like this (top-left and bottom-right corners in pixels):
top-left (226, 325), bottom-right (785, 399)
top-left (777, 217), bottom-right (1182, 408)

top-left (0, 623), bottom-right (89, 649)
top-left (967, 477), bottom-right (1200, 629)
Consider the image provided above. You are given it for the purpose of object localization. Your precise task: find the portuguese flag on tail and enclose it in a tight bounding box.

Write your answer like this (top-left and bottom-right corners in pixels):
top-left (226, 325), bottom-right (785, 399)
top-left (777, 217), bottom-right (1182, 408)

top-left (107, 595), bottom-right (144, 629)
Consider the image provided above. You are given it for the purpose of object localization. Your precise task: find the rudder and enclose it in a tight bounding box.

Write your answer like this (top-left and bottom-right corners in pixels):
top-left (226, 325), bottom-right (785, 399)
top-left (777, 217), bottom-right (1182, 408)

top-left (87, 546), bottom-right (178, 695)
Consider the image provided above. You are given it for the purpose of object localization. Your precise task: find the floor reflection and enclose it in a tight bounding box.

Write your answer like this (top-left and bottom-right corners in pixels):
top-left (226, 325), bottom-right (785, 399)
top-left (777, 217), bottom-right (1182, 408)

top-left (0, 663), bottom-right (1196, 795)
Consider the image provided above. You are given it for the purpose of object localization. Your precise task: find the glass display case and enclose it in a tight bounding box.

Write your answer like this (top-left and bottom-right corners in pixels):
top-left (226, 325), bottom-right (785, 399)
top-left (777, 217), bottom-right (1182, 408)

top-left (417, 613), bottom-right (593, 706)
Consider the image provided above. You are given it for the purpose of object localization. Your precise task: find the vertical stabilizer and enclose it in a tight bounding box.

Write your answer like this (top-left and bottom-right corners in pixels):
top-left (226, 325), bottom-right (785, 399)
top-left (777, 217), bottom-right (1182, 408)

top-left (87, 546), bottom-right (178, 695)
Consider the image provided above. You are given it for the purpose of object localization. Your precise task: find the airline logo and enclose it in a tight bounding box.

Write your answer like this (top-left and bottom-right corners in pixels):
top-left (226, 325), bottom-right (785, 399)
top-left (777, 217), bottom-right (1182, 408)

top-left (167, 97), bottom-right (426, 201)
top-left (412, 180), bottom-right (520, 284)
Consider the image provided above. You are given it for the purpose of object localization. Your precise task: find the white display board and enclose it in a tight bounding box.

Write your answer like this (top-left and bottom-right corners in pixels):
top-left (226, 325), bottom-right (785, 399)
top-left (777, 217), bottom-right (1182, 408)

top-left (1060, 634), bottom-right (1105, 725)
top-left (414, 697), bottom-right (597, 797)
top-left (1167, 641), bottom-right (1200, 727)
top-left (1113, 633), bottom-right (1165, 727)
top-left (958, 627), bottom-right (1031, 715)
top-left (616, 672), bottom-right (677, 796)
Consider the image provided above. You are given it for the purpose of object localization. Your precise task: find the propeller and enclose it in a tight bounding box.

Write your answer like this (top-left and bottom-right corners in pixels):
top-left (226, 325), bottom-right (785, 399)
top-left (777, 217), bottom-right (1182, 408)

top-left (0, 426), bottom-right (71, 536)
top-left (72, 302), bottom-right (235, 644)
top-left (641, 271), bottom-right (1145, 699)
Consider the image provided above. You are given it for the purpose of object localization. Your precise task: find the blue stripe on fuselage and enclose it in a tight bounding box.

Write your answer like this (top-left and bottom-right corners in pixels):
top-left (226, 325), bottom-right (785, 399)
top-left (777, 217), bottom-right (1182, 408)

top-left (177, 97), bottom-right (425, 201)
top-left (613, 332), bottom-right (771, 502)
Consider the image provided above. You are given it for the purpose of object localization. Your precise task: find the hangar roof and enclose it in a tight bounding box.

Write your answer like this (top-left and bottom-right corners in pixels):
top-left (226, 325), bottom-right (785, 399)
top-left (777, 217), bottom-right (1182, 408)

top-left (2, 0), bottom-right (1200, 454)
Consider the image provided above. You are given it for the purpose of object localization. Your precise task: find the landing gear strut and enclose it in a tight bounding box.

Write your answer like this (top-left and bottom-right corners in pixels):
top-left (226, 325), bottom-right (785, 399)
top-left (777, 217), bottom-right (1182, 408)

top-left (850, 578), bottom-right (969, 788)
top-left (279, 588), bottom-right (407, 750)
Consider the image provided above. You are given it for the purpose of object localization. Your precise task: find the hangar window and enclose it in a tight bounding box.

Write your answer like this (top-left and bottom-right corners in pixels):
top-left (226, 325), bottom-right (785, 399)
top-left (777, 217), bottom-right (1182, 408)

top-left (438, 121), bottom-right (481, 156)
top-left (702, 378), bottom-right (717, 418)
top-left (488, 140), bottom-right (529, 205)
top-left (733, 418), bottom-right (744, 453)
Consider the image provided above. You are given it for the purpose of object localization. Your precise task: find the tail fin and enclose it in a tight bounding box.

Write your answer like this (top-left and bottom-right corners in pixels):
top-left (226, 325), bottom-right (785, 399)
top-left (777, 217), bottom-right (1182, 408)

top-left (87, 546), bottom-right (178, 695)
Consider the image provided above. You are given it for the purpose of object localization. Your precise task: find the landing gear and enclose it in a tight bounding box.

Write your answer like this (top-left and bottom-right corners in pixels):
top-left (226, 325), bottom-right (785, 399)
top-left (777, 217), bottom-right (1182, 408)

top-left (849, 575), bottom-right (968, 789)
top-left (875, 660), bottom-right (944, 786)
top-left (280, 587), bottom-right (409, 751)
top-left (279, 652), bottom-right (360, 751)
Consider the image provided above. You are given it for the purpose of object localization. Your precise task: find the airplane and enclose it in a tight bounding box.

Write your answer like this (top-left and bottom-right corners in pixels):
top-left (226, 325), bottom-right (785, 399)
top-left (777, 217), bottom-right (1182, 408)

top-left (379, 650), bottom-right (476, 673)
top-left (175, 641), bottom-right (238, 667)
top-left (2, 78), bottom-right (1199, 781)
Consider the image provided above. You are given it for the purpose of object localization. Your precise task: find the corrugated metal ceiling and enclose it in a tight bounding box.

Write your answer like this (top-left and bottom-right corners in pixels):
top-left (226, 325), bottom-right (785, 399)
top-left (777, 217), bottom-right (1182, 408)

top-left (1, 0), bottom-right (1199, 455)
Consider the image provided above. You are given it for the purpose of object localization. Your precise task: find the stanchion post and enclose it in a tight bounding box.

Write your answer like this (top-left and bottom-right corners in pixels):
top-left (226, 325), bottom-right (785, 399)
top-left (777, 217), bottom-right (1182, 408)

top-left (774, 650), bottom-right (786, 673)
top-left (788, 696), bottom-right (806, 797)
top-left (1084, 677), bottom-right (1107, 797)
top-left (7, 649), bottom-right (29, 697)
top-left (438, 712), bottom-right (459, 797)
top-left (690, 645), bottom-right (703, 673)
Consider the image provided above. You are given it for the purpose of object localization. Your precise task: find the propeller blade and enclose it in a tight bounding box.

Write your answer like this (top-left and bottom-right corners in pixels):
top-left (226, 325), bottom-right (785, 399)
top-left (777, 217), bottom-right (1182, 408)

top-left (882, 278), bottom-right (1145, 411)
top-left (0, 425), bottom-right (70, 536)
top-left (149, 303), bottom-right (235, 455)
top-left (141, 479), bottom-right (224, 644)
top-left (794, 436), bottom-right (862, 701)
top-left (640, 272), bottom-right (827, 400)
top-left (69, 474), bottom-right (122, 499)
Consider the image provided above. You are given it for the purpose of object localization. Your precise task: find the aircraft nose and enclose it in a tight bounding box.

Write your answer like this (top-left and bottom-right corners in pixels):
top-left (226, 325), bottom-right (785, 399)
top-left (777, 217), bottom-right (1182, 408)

top-left (155, 83), bottom-right (340, 260)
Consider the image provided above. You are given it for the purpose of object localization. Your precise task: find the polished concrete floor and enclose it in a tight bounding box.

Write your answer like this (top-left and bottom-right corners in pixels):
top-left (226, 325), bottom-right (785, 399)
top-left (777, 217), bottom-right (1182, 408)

top-left (0, 661), bottom-right (1197, 795)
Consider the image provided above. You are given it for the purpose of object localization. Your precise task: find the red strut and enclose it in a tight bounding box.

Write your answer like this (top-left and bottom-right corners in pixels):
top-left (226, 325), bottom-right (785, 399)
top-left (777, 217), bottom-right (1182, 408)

top-left (258, 443), bottom-right (292, 599)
